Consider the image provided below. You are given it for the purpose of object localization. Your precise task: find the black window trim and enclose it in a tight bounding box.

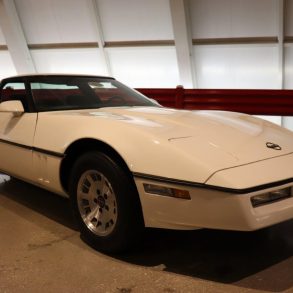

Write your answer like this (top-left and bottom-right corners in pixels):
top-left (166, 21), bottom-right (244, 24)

top-left (1, 75), bottom-right (116, 113)
top-left (0, 77), bottom-right (36, 113)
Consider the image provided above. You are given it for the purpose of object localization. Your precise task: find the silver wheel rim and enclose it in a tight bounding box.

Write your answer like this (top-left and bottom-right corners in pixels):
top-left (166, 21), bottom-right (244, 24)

top-left (77, 170), bottom-right (118, 236)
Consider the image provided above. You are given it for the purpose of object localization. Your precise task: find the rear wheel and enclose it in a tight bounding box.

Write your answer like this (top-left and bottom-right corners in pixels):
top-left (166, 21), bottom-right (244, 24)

top-left (69, 152), bottom-right (144, 253)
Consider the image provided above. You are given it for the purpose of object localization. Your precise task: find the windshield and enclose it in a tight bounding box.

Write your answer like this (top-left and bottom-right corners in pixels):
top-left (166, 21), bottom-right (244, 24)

top-left (30, 76), bottom-right (158, 112)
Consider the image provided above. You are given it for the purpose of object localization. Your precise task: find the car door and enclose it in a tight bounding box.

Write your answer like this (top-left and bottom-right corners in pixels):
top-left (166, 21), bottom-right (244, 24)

top-left (0, 80), bottom-right (37, 182)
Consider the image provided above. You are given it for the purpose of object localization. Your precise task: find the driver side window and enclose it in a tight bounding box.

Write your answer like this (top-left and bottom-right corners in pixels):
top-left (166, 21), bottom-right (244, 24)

top-left (1, 82), bottom-right (28, 111)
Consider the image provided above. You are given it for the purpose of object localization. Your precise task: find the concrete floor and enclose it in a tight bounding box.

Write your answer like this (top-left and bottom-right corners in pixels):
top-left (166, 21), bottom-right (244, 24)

top-left (0, 175), bottom-right (293, 293)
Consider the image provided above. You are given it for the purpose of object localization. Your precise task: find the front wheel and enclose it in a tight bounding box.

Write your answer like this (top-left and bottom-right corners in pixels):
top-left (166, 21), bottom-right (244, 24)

top-left (69, 152), bottom-right (144, 253)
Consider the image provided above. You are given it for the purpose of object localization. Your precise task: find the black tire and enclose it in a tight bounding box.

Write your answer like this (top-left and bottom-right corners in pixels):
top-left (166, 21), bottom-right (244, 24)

top-left (69, 151), bottom-right (144, 253)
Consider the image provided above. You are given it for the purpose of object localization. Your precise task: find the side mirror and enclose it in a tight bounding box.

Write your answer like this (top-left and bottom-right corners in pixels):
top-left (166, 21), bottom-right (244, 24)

top-left (0, 100), bottom-right (24, 117)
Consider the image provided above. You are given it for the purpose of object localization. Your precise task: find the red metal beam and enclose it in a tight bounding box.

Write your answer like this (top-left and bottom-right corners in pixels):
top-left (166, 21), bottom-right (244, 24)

top-left (136, 87), bottom-right (293, 116)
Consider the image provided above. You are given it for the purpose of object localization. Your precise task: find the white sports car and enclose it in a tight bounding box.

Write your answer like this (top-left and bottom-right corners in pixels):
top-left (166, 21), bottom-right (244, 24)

top-left (1, 74), bottom-right (293, 252)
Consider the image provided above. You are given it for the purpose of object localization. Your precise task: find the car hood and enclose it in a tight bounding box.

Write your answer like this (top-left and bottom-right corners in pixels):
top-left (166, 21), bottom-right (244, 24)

top-left (81, 107), bottom-right (293, 179)
top-left (39, 106), bottom-right (293, 184)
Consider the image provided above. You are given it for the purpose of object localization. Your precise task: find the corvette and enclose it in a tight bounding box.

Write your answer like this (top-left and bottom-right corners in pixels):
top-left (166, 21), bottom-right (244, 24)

top-left (0, 74), bottom-right (293, 252)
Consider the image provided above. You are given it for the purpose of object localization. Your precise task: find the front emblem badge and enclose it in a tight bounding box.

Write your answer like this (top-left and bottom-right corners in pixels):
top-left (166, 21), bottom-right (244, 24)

top-left (266, 142), bottom-right (282, 150)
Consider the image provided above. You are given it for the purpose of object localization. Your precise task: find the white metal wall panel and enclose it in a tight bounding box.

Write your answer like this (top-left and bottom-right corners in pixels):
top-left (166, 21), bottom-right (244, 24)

top-left (0, 51), bottom-right (17, 80)
top-left (97, 0), bottom-right (173, 41)
top-left (0, 27), bottom-right (6, 45)
top-left (30, 48), bottom-right (108, 75)
top-left (107, 47), bottom-right (179, 88)
top-left (14, 0), bottom-right (98, 44)
top-left (189, 0), bottom-right (277, 38)
top-left (194, 44), bottom-right (279, 89)
top-left (284, 45), bottom-right (293, 89)
top-left (281, 43), bottom-right (293, 131)
top-left (255, 115), bottom-right (282, 126)
top-left (285, 0), bottom-right (293, 36)
top-left (282, 43), bottom-right (293, 130)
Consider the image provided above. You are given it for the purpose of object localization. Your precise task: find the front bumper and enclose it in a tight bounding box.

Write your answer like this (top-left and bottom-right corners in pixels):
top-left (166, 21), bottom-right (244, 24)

top-left (134, 177), bottom-right (293, 231)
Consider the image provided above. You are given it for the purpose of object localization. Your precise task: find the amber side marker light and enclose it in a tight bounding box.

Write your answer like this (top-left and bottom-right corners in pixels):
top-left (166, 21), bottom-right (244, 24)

top-left (143, 183), bottom-right (191, 200)
top-left (251, 187), bottom-right (291, 207)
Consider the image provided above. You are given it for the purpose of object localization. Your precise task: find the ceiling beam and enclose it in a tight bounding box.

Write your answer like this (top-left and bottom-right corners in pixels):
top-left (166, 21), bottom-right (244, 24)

top-left (0, 0), bottom-right (36, 74)
top-left (90, 0), bottom-right (112, 76)
top-left (277, 0), bottom-right (293, 131)
top-left (278, 0), bottom-right (288, 128)
top-left (278, 0), bottom-right (284, 90)
top-left (169, 0), bottom-right (196, 88)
